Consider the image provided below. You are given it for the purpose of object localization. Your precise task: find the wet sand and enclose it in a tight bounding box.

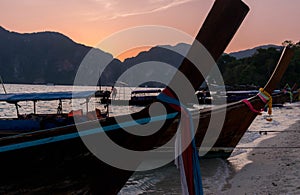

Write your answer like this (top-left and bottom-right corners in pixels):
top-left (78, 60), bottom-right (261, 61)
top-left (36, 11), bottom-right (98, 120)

top-left (224, 103), bottom-right (300, 194)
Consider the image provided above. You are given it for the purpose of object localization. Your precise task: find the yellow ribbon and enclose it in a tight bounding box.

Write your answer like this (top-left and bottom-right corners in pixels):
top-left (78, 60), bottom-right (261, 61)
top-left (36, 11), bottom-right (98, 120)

top-left (259, 88), bottom-right (273, 121)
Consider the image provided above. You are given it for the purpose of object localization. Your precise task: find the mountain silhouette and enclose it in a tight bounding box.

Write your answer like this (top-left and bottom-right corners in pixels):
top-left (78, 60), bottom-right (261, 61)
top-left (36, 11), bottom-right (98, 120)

top-left (0, 26), bottom-right (189, 86)
top-left (0, 26), bottom-right (124, 85)
top-left (228, 44), bottom-right (282, 59)
top-left (1, 26), bottom-right (293, 88)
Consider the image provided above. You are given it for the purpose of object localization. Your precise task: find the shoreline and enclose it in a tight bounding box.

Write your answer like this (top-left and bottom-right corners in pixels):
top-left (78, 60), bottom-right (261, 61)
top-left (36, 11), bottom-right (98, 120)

top-left (223, 102), bottom-right (300, 194)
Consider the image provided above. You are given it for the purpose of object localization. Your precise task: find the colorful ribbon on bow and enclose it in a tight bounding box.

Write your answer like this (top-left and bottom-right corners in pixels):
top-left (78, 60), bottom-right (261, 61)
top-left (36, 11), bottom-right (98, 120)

top-left (242, 88), bottom-right (273, 122)
top-left (158, 89), bottom-right (203, 195)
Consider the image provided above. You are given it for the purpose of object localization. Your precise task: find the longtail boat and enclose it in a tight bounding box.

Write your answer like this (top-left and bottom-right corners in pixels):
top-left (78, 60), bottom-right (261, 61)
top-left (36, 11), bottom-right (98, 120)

top-left (204, 46), bottom-right (294, 158)
top-left (293, 90), bottom-right (300, 101)
top-left (271, 83), bottom-right (300, 105)
top-left (196, 90), bottom-right (292, 105)
top-left (272, 91), bottom-right (290, 106)
top-left (0, 91), bottom-right (109, 136)
top-left (0, 0), bottom-right (249, 194)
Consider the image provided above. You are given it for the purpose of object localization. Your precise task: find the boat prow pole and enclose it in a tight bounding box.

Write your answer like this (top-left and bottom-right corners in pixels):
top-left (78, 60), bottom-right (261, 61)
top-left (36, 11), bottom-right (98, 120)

top-left (263, 46), bottom-right (295, 94)
top-left (164, 0), bottom-right (250, 94)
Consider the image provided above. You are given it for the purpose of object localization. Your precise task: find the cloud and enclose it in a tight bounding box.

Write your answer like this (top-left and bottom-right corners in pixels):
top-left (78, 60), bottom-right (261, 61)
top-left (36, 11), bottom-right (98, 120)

top-left (110, 0), bottom-right (195, 19)
top-left (87, 0), bottom-right (195, 21)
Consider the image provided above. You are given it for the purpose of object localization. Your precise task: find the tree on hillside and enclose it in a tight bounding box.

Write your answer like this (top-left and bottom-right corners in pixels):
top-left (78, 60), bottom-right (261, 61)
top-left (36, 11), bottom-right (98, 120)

top-left (216, 45), bottom-right (300, 89)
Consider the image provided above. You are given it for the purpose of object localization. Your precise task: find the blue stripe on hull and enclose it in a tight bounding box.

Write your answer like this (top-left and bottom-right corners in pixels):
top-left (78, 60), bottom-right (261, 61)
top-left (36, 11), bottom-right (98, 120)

top-left (0, 112), bottom-right (178, 153)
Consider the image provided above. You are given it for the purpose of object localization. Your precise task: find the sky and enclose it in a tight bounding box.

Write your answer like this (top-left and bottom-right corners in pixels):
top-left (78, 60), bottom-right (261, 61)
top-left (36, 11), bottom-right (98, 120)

top-left (0, 0), bottom-right (299, 60)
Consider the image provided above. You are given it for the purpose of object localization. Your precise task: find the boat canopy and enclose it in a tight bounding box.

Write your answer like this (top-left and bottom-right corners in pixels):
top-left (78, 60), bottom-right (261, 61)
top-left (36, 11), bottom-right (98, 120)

top-left (0, 91), bottom-right (96, 103)
top-left (131, 89), bottom-right (161, 94)
top-left (226, 90), bottom-right (258, 95)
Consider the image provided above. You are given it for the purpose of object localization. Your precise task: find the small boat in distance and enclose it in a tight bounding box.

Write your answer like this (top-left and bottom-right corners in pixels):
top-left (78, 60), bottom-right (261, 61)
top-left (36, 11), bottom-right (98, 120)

top-left (129, 89), bottom-right (161, 106)
top-left (195, 90), bottom-right (212, 104)
top-left (224, 90), bottom-right (291, 106)
top-left (100, 89), bottom-right (162, 106)
top-left (225, 90), bottom-right (258, 103)
top-left (196, 89), bottom-right (291, 106)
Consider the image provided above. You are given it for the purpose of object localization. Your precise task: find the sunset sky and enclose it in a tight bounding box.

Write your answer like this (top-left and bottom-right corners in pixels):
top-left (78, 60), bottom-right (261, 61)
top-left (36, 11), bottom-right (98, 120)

top-left (1, 0), bottom-right (299, 60)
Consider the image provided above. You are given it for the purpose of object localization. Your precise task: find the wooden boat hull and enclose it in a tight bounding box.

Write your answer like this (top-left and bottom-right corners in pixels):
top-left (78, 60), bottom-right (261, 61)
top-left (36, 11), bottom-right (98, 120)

top-left (155, 98), bottom-right (261, 159)
top-left (0, 142), bottom-right (133, 194)
top-left (0, 112), bottom-right (176, 194)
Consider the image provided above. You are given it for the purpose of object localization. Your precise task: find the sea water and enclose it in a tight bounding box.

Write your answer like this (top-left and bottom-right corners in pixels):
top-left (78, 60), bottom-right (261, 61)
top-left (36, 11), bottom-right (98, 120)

top-left (0, 84), bottom-right (299, 194)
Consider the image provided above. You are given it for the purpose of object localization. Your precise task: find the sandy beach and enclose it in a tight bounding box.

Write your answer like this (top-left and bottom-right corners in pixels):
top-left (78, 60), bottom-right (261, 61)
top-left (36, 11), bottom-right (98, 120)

top-left (224, 102), bottom-right (300, 194)
top-left (119, 102), bottom-right (300, 194)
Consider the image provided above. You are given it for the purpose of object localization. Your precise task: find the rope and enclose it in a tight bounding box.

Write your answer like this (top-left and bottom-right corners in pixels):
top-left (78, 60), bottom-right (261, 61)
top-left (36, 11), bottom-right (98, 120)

top-left (247, 130), bottom-right (300, 133)
top-left (154, 146), bottom-right (300, 150)
top-left (153, 145), bottom-right (300, 150)
top-left (196, 146), bottom-right (300, 150)
top-left (226, 146), bottom-right (300, 149)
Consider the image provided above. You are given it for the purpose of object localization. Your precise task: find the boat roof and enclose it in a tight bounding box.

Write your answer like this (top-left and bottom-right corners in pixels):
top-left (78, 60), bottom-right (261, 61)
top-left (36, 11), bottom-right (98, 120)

top-left (226, 90), bottom-right (258, 95)
top-left (0, 91), bottom-right (96, 103)
top-left (131, 89), bottom-right (161, 94)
